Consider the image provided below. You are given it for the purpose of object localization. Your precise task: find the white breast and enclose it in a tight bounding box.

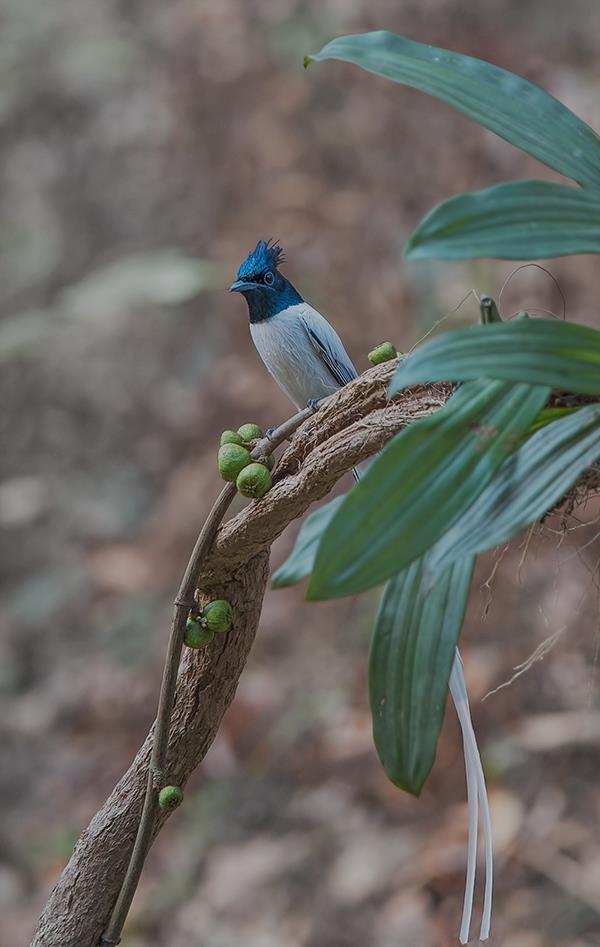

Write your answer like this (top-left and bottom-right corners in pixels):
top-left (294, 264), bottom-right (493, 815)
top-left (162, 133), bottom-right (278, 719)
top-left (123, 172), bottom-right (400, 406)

top-left (249, 304), bottom-right (342, 409)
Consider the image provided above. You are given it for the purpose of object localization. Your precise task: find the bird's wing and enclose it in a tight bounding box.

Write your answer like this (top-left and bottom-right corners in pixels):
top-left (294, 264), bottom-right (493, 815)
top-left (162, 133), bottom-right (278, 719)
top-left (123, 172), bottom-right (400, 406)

top-left (300, 307), bottom-right (358, 388)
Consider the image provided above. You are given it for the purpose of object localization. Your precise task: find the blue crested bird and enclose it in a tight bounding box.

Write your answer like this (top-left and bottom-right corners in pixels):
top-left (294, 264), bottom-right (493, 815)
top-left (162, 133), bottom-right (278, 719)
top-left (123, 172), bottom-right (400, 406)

top-left (229, 239), bottom-right (358, 412)
top-left (230, 239), bottom-right (493, 945)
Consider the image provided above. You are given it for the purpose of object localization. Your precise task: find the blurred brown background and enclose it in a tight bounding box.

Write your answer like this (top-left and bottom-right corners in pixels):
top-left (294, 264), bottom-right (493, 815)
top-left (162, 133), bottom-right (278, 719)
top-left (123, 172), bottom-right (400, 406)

top-left (2, 2), bottom-right (600, 945)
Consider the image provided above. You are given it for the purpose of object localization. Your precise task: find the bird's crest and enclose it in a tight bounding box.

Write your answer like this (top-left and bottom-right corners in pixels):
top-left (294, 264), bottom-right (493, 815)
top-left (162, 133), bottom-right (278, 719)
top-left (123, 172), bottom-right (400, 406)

top-left (237, 239), bottom-right (285, 280)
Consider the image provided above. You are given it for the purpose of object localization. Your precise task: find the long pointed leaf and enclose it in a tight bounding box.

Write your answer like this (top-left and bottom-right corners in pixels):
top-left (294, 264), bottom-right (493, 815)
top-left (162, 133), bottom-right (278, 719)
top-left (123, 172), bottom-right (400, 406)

top-left (306, 32), bottom-right (600, 188)
top-left (307, 380), bottom-right (549, 600)
top-left (271, 496), bottom-right (344, 588)
top-left (428, 403), bottom-right (600, 576)
top-left (369, 556), bottom-right (475, 794)
top-left (405, 181), bottom-right (600, 261)
top-left (391, 319), bottom-right (600, 396)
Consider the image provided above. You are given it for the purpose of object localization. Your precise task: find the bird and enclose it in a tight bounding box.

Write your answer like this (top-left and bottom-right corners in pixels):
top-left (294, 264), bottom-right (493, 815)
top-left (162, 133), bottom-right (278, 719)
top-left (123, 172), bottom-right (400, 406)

top-left (230, 239), bottom-right (493, 945)
top-left (229, 239), bottom-right (358, 412)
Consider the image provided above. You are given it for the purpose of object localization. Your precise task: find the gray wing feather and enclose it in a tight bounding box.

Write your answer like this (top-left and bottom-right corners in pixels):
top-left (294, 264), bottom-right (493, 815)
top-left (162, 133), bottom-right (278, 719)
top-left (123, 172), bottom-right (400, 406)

top-left (300, 308), bottom-right (358, 388)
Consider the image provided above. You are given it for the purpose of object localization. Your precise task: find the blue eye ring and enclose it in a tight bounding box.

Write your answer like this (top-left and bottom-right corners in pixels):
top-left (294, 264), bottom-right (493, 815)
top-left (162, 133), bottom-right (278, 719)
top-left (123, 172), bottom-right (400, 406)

top-left (264, 270), bottom-right (275, 286)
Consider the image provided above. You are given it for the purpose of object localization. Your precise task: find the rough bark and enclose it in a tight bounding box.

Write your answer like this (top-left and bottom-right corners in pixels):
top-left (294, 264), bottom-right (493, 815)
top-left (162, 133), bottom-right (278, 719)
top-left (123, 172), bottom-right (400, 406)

top-left (31, 552), bottom-right (270, 947)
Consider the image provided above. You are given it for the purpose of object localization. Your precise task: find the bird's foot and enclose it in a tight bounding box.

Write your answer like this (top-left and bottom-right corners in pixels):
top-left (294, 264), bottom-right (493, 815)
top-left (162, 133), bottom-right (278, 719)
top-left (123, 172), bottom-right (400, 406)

top-left (306, 398), bottom-right (319, 413)
top-left (265, 426), bottom-right (277, 441)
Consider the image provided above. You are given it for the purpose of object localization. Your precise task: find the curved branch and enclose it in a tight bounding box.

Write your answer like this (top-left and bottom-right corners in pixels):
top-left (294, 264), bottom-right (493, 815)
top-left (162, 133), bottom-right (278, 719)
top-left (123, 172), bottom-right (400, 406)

top-left (29, 363), bottom-right (599, 947)
top-left (32, 549), bottom-right (271, 947)
top-left (99, 394), bottom-right (327, 946)
top-left (201, 365), bottom-right (451, 580)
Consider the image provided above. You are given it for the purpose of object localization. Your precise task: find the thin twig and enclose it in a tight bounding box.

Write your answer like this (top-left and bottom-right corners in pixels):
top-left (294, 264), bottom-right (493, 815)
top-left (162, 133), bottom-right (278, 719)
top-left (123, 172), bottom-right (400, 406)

top-left (482, 627), bottom-right (564, 701)
top-left (99, 399), bottom-right (327, 946)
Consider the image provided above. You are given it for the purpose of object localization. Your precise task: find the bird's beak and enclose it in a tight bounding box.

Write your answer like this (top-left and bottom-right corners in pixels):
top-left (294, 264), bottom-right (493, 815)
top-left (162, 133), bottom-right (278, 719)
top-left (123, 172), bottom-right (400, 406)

top-left (229, 279), bottom-right (258, 293)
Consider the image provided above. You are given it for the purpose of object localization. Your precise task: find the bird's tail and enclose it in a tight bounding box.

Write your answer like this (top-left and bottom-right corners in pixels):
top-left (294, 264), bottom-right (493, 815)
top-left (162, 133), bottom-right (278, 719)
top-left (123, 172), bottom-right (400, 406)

top-left (352, 467), bottom-right (492, 941)
top-left (352, 466), bottom-right (492, 941)
top-left (449, 648), bottom-right (493, 943)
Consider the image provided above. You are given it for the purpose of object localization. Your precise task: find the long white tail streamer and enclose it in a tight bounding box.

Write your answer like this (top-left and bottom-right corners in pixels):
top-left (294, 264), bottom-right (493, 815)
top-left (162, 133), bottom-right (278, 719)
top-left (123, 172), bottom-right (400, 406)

top-left (449, 649), bottom-right (493, 943)
top-left (351, 467), bottom-right (492, 942)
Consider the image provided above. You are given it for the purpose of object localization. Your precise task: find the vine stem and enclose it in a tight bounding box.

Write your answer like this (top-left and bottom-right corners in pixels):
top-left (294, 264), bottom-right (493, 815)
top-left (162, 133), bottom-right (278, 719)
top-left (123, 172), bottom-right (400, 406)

top-left (99, 399), bottom-right (325, 946)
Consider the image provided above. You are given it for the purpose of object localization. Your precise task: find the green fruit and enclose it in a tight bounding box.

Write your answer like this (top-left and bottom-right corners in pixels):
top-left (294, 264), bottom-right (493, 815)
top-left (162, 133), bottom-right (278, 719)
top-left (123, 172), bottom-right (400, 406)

top-left (158, 785), bottom-right (183, 811)
top-left (368, 342), bottom-right (398, 365)
top-left (203, 599), bottom-right (233, 634)
top-left (218, 443), bottom-right (252, 481)
top-left (236, 462), bottom-right (272, 499)
top-left (184, 616), bottom-right (214, 649)
top-left (237, 422), bottom-right (263, 443)
top-left (220, 429), bottom-right (244, 446)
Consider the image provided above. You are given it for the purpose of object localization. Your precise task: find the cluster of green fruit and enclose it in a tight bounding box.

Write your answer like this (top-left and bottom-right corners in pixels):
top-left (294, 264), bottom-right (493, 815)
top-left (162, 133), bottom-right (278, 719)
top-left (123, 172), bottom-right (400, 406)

top-left (218, 422), bottom-right (273, 499)
top-left (166, 598), bottom-right (234, 810)
top-left (184, 599), bottom-right (233, 649)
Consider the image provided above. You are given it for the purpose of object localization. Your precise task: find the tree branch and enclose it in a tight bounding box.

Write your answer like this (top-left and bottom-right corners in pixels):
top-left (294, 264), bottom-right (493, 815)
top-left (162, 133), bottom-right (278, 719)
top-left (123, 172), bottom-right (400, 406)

top-left (99, 398), bottom-right (330, 947)
top-left (29, 361), bottom-right (600, 947)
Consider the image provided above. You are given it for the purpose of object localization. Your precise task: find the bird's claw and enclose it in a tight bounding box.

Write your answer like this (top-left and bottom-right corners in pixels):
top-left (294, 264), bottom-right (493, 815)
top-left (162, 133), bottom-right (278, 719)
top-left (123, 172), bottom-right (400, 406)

top-left (306, 398), bottom-right (319, 413)
top-left (265, 426), bottom-right (277, 441)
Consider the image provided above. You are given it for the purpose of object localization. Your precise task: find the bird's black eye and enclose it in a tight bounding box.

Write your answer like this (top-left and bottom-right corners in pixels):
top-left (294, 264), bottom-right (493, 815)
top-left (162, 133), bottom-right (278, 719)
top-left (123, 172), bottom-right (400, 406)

top-left (263, 270), bottom-right (275, 286)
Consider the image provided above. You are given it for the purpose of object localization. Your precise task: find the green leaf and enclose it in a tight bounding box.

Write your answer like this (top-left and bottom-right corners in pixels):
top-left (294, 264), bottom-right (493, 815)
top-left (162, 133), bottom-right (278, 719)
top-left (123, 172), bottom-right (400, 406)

top-left (427, 404), bottom-right (600, 576)
top-left (528, 406), bottom-right (577, 434)
top-left (369, 555), bottom-right (474, 794)
top-left (271, 496), bottom-right (344, 588)
top-left (391, 319), bottom-right (600, 396)
top-left (307, 380), bottom-right (549, 600)
top-left (405, 181), bottom-right (600, 261)
top-left (307, 32), bottom-right (600, 188)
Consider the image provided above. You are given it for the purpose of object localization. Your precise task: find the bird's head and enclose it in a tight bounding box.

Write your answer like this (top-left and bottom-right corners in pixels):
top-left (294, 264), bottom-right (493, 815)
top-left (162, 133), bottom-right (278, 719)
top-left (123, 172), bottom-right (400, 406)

top-left (229, 240), bottom-right (302, 323)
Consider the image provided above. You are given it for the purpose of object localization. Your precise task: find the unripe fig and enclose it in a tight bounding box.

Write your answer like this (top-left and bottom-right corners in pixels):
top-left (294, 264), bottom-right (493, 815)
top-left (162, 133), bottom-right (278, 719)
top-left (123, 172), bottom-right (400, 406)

top-left (203, 599), bottom-right (233, 634)
top-left (158, 785), bottom-right (183, 811)
top-left (218, 443), bottom-right (251, 481)
top-left (220, 429), bottom-right (244, 446)
top-left (184, 616), bottom-right (214, 649)
top-left (237, 422), bottom-right (263, 443)
top-left (236, 462), bottom-right (272, 499)
top-left (368, 342), bottom-right (398, 365)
